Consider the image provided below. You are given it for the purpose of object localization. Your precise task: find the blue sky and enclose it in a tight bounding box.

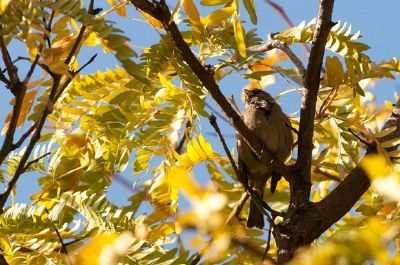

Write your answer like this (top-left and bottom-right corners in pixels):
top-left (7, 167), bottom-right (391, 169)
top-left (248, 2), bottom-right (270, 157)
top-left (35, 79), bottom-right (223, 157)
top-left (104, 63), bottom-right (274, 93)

top-left (1, 1), bottom-right (399, 207)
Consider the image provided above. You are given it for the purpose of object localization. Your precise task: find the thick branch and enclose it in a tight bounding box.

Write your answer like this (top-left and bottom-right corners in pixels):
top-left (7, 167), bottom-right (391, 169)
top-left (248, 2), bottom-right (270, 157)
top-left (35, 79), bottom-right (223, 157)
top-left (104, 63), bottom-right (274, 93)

top-left (313, 100), bottom-right (400, 237)
top-left (130, 0), bottom-right (292, 181)
top-left (0, 37), bottom-right (25, 166)
top-left (293, 0), bottom-right (335, 204)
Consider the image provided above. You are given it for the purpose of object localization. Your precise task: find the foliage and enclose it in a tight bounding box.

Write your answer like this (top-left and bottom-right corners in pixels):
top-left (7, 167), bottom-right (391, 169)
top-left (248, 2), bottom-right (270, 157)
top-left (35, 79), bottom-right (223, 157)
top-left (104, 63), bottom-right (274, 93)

top-left (0, 0), bottom-right (399, 264)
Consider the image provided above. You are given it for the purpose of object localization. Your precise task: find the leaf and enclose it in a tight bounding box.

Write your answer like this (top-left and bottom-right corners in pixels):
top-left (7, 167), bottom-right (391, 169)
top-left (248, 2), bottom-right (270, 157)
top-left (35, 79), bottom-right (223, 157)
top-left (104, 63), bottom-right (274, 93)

top-left (170, 0), bottom-right (183, 24)
top-left (148, 222), bottom-right (177, 244)
top-left (202, 7), bottom-right (234, 25)
top-left (183, 0), bottom-right (202, 26)
top-left (380, 137), bottom-right (400, 148)
top-left (353, 83), bottom-right (365, 97)
top-left (200, 0), bottom-right (232, 5)
top-left (232, 12), bottom-right (246, 58)
top-left (243, 0), bottom-right (257, 24)
top-left (121, 59), bottom-right (150, 86)
top-left (2, 90), bottom-right (38, 135)
top-left (374, 126), bottom-right (397, 138)
top-left (140, 10), bottom-right (163, 29)
top-left (108, 0), bottom-right (127, 17)
top-left (360, 154), bottom-right (390, 179)
top-left (0, 0), bottom-right (11, 14)
top-left (325, 56), bottom-right (345, 86)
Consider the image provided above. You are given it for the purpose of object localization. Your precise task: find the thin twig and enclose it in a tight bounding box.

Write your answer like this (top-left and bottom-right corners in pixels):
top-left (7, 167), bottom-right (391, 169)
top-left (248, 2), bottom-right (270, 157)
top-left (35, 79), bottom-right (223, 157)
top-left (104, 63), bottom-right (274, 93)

top-left (44, 209), bottom-right (73, 265)
top-left (225, 192), bottom-right (249, 224)
top-left (0, 69), bottom-right (11, 87)
top-left (75, 54), bottom-right (98, 74)
top-left (0, 34), bottom-right (20, 89)
top-left (23, 152), bottom-right (51, 171)
top-left (251, 40), bottom-right (306, 79)
top-left (64, 0), bottom-right (95, 65)
top-left (0, 1), bottom-right (97, 211)
top-left (205, 102), bottom-right (230, 125)
top-left (174, 120), bottom-right (191, 154)
top-left (263, 225), bottom-right (273, 262)
top-left (348, 128), bottom-right (372, 147)
top-left (12, 121), bottom-right (39, 150)
top-left (232, 237), bottom-right (276, 264)
top-left (23, 51), bottom-right (42, 85)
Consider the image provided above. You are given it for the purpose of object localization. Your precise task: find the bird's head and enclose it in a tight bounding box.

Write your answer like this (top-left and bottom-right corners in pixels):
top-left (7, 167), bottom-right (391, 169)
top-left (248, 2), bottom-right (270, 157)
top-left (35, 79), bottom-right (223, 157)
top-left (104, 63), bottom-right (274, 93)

top-left (243, 88), bottom-right (275, 110)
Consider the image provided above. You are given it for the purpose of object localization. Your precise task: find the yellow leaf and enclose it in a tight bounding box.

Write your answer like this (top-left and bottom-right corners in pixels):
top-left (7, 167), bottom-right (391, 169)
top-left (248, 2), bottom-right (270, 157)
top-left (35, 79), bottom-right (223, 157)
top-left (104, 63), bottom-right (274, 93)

top-left (75, 233), bottom-right (118, 265)
top-left (84, 32), bottom-right (102, 46)
top-left (202, 7), bottom-right (234, 26)
top-left (200, 0), bottom-right (232, 5)
top-left (170, 0), bottom-right (183, 24)
top-left (198, 134), bottom-right (216, 158)
top-left (243, 0), bottom-right (257, 24)
top-left (249, 52), bottom-right (288, 72)
top-left (167, 165), bottom-right (201, 196)
top-left (374, 126), bottom-right (397, 138)
top-left (183, 0), bottom-right (202, 26)
top-left (75, 232), bottom-right (135, 265)
top-left (2, 90), bottom-right (38, 135)
top-left (325, 56), bottom-right (345, 86)
top-left (148, 222), bottom-right (177, 244)
top-left (360, 154), bottom-right (391, 180)
top-left (380, 137), bottom-right (400, 148)
top-left (0, 0), bottom-right (11, 14)
top-left (140, 10), bottom-right (163, 29)
top-left (232, 12), bottom-right (246, 58)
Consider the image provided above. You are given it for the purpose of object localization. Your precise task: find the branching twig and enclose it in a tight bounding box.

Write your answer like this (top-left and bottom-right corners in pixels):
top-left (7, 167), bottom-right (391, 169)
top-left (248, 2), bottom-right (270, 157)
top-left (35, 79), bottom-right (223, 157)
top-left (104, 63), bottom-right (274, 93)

top-left (251, 40), bottom-right (306, 79)
top-left (232, 237), bottom-right (276, 264)
top-left (75, 54), bottom-right (98, 74)
top-left (23, 152), bottom-right (51, 171)
top-left (348, 128), bottom-right (372, 147)
top-left (0, 35), bottom-right (20, 89)
top-left (44, 209), bottom-right (72, 265)
top-left (225, 192), bottom-right (249, 224)
top-left (263, 225), bottom-right (273, 262)
top-left (0, 0), bottom-right (97, 212)
top-left (12, 121), bottom-right (39, 150)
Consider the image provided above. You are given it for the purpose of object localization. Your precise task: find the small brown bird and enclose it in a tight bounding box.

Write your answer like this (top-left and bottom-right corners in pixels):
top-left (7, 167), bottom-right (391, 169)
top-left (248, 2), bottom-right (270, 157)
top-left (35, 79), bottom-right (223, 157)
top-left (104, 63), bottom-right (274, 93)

top-left (237, 88), bottom-right (293, 229)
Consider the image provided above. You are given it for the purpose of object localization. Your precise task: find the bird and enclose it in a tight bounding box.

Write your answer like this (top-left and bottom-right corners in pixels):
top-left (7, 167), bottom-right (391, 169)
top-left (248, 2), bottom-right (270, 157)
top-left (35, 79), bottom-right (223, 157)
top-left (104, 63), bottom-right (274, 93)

top-left (237, 88), bottom-right (293, 229)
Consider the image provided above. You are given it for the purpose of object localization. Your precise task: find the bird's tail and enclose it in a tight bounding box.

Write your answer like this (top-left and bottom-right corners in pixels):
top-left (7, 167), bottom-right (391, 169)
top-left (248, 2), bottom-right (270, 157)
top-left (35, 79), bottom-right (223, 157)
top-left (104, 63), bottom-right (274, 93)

top-left (270, 173), bottom-right (282, 193)
top-left (247, 188), bottom-right (265, 229)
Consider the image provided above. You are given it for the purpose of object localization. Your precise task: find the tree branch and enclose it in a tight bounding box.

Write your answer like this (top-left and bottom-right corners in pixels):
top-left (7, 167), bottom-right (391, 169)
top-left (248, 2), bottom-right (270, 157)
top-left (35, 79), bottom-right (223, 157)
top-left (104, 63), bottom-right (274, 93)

top-left (312, 99), bottom-right (400, 238)
top-left (0, 1), bottom-right (96, 212)
top-left (293, 0), bottom-right (335, 204)
top-left (130, 0), bottom-right (292, 183)
top-left (251, 40), bottom-right (306, 78)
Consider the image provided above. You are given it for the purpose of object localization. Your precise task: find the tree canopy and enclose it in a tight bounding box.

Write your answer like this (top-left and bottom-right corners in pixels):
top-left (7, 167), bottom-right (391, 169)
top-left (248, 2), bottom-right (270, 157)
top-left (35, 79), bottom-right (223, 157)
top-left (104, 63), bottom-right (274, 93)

top-left (0, 0), bottom-right (400, 264)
